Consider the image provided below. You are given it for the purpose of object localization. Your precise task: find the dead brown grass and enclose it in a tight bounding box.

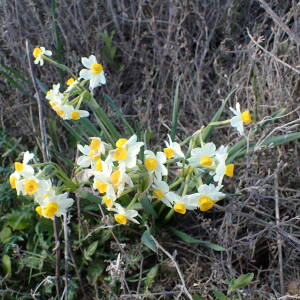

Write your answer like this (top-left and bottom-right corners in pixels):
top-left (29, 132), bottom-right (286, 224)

top-left (1, 0), bottom-right (300, 298)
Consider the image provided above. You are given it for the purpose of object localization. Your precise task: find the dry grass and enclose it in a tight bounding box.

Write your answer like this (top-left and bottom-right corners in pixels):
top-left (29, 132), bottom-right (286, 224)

top-left (1, 0), bottom-right (300, 298)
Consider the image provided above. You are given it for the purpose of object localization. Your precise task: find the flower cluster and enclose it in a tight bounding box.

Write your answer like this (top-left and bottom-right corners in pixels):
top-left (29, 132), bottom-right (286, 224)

top-left (25, 47), bottom-right (254, 225)
top-left (33, 47), bottom-right (106, 121)
top-left (9, 152), bottom-right (74, 219)
top-left (75, 129), bottom-right (250, 225)
top-left (77, 135), bottom-right (143, 225)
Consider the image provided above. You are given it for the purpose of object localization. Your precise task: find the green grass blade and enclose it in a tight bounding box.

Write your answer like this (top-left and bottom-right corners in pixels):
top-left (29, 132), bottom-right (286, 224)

top-left (229, 132), bottom-right (300, 161)
top-left (0, 69), bottom-right (33, 99)
top-left (171, 74), bottom-right (183, 140)
top-left (89, 98), bottom-right (120, 144)
top-left (77, 118), bottom-right (102, 138)
top-left (51, 0), bottom-right (64, 85)
top-left (260, 132), bottom-right (300, 147)
top-left (202, 88), bottom-right (236, 142)
top-left (102, 93), bottom-right (135, 135)
top-left (259, 108), bottom-right (286, 128)
top-left (0, 63), bottom-right (30, 84)
top-left (61, 120), bottom-right (87, 144)
top-left (169, 227), bottom-right (225, 251)
top-left (50, 149), bottom-right (74, 169)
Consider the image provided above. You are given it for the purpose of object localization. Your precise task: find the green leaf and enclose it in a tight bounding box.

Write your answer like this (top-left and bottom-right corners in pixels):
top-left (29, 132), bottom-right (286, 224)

top-left (88, 97), bottom-right (121, 144)
top-left (140, 196), bottom-right (158, 219)
top-left (2, 255), bottom-right (11, 277)
top-left (103, 93), bottom-right (135, 135)
top-left (0, 69), bottom-right (33, 98)
top-left (79, 191), bottom-right (102, 204)
top-left (23, 254), bottom-right (44, 270)
top-left (36, 78), bottom-right (49, 93)
top-left (259, 108), bottom-right (286, 127)
top-left (141, 230), bottom-right (157, 253)
top-left (260, 132), bottom-right (300, 147)
top-left (144, 264), bottom-right (159, 291)
top-left (61, 120), bottom-right (87, 144)
top-left (213, 290), bottom-right (228, 300)
top-left (169, 227), bottom-right (225, 251)
top-left (192, 296), bottom-right (205, 300)
top-left (87, 260), bottom-right (106, 285)
top-left (171, 74), bottom-right (183, 140)
top-left (202, 88), bottom-right (236, 142)
top-left (228, 273), bottom-right (254, 294)
top-left (0, 226), bottom-right (12, 243)
top-left (78, 117), bottom-right (102, 137)
top-left (7, 212), bottom-right (31, 230)
top-left (84, 241), bottom-right (98, 262)
top-left (0, 63), bottom-right (29, 83)
top-left (228, 132), bottom-right (300, 161)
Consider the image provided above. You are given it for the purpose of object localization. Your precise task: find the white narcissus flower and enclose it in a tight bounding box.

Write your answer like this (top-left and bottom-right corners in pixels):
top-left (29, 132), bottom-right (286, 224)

top-left (152, 179), bottom-right (172, 208)
top-left (111, 135), bottom-right (144, 169)
top-left (62, 105), bottom-right (89, 121)
top-left (65, 78), bottom-right (79, 93)
top-left (213, 145), bottom-right (234, 185)
top-left (79, 55), bottom-right (106, 90)
top-left (163, 135), bottom-right (184, 159)
top-left (93, 163), bottom-right (132, 197)
top-left (77, 144), bottom-right (103, 169)
top-left (15, 177), bottom-right (51, 197)
top-left (33, 47), bottom-right (52, 66)
top-left (165, 192), bottom-right (198, 214)
top-left (34, 182), bottom-right (56, 205)
top-left (196, 184), bottom-right (225, 211)
top-left (89, 137), bottom-right (109, 157)
top-left (35, 192), bottom-right (74, 219)
top-left (111, 203), bottom-right (139, 225)
top-left (12, 151), bottom-right (35, 177)
top-left (188, 142), bottom-right (216, 168)
top-left (93, 162), bottom-right (113, 194)
top-left (230, 102), bottom-right (252, 136)
top-left (101, 192), bottom-right (117, 210)
top-left (144, 150), bottom-right (167, 181)
top-left (46, 84), bottom-right (63, 102)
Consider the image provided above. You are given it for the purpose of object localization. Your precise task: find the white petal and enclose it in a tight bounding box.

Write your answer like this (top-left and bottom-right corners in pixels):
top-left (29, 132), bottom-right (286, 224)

top-left (89, 75), bottom-right (101, 89)
top-left (157, 152), bottom-right (166, 164)
top-left (77, 156), bottom-right (91, 167)
top-left (81, 56), bottom-right (93, 69)
top-left (79, 69), bottom-right (92, 80)
top-left (99, 72), bottom-right (106, 85)
top-left (79, 110), bottom-right (90, 118)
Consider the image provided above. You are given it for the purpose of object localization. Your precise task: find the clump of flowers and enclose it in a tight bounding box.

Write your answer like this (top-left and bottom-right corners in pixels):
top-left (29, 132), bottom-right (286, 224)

top-left (74, 130), bottom-right (245, 225)
top-left (33, 48), bottom-right (106, 121)
top-left (9, 151), bottom-right (74, 219)
top-left (9, 47), bottom-right (254, 225)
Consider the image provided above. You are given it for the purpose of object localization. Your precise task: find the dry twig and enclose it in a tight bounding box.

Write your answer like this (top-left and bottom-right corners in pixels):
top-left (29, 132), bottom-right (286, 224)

top-left (25, 40), bottom-right (61, 299)
top-left (151, 235), bottom-right (194, 300)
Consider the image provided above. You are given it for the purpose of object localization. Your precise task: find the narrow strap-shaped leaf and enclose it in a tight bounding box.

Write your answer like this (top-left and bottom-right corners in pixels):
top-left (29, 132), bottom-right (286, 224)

top-left (169, 227), bottom-right (225, 251)
top-left (171, 74), bottom-right (183, 140)
top-left (229, 132), bottom-right (300, 161)
top-left (0, 63), bottom-right (30, 84)
top-left (0, 69), bottom-right (33, 99)
top-left (202, 88), bottom-right (236, 142)
top-left (103, 93), bottom-right (135, 135)
top-left (78, 118), bottom-right (102, 138)
top-left (88, 97), bottom-right (120, 144)
top-left (61, 120), bottom-right (87, 144)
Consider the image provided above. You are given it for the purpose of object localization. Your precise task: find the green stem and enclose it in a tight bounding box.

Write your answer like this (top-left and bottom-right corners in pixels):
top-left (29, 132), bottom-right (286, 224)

top-left (127, 192), bottom-right (140, 209)
top-left (182, 173), bottom-right (191, 196)
top-left (164, 208), bottom-right (175, 223)
top-left (169, 177), bottom-right (184, 189)
top-left (206, 119), bottom-right (231, 126)
top-left (43, 56), bottom-right (76, 78)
